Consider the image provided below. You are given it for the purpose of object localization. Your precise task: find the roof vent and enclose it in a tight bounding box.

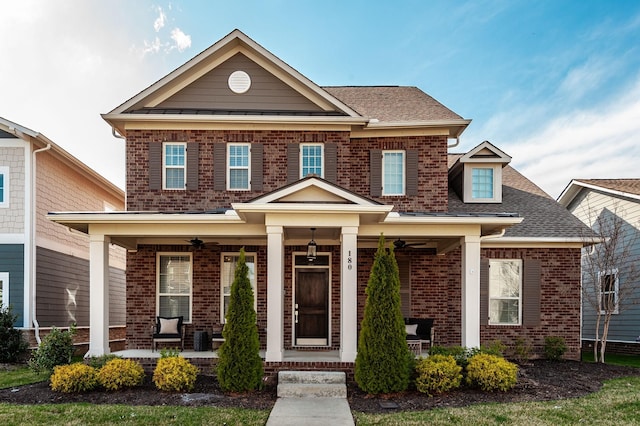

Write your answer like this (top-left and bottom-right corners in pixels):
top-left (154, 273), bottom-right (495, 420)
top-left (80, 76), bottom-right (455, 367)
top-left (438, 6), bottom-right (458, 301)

top-left (228, 70), bottom-right (251, 94)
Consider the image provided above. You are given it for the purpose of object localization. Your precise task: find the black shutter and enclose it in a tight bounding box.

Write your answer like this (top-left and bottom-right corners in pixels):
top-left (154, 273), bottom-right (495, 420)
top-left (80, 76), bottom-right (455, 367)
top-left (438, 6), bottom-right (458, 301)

top-left (370, 149), bottom-right (382, 197)
top-left (213, 143), bottom-right (226, 191)
top-left (480, 258), bottom-right (489, 325)
top-left (186, 142), bottom-right (199, 190)
top-left (406, 150), bottom-right (418, 196)
top-left (251, 143), bottom-right (263, 191)
top-left (522, 259), bottom-right (541, 326)
top-left (324, 143), bottom-right (337, 183)
top-left (287, 143), bottom-right (300, 183)
top-left (149, 142), bottom-right (162, 190)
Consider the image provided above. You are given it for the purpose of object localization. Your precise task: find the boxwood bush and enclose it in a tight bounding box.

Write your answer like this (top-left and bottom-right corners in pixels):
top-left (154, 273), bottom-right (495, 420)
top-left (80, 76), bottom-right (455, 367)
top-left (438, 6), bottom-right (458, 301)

top-left (50, 363), bottom-right (98, 393)
top-left (415, 354), bottom-right (462, 396)
top-left (153, 356), bottom-right (199, 392)
top-left (466, 353), bottom-right (518, 392)
top-left (98, 358), bottom-right (145, 391)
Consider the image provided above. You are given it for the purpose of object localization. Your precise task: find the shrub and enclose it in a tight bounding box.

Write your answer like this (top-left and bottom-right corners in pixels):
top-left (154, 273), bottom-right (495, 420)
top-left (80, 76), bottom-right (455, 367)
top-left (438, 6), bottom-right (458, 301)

top-left (355, 235), bottom-right (413, 394)
top-left (217, 249), bottom-right (263, 392)
top-left (512, 337), bottom-right (532, 364)
top-left (544, 336), bottom-right (567, 361)
top-left (98, 358), bottom-right (145, 391)
top-left (50, 363), bottom-right (98, 393)
top-left (29, 325), bottom-right (76, 373)
top-left (482, 340), bottom-right (506, 357)
top-left (86, 354), bottom-right (121, 369)
top-left (153, 356), bottom-right (199, 392)
top-left (430, 345), bottom-right (479, 369)
top-left (466, 354), bottom-right (518, 392)
top-left (0, 306), bottom-right (28, 363)
top-left (415, 354), bottom-right (462, 396)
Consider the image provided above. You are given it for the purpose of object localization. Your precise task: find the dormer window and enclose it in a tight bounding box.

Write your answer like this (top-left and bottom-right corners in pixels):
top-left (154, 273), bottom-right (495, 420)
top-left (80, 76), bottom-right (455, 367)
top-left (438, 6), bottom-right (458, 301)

top-left (449, 141), bottom-right (511, 204)
top-left (472, 167), bottom-right (494, 199)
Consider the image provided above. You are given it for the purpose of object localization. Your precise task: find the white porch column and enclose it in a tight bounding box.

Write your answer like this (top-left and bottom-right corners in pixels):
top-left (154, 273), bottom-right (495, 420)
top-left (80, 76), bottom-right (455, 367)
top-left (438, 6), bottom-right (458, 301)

top-left (461, 235), bottom-right (481, 348)
top-left (86, 234), bottom-right (110, 357)
top-left (340, 226), bottom-right (358, 362)
top-left (265, 226), bottom-right (284, 362)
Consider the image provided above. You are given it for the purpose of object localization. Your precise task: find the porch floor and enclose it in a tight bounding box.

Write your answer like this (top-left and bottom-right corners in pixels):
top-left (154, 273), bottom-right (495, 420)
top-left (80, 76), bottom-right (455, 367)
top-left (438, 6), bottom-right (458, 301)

top-left (111, 348), bottom-right (428, 361)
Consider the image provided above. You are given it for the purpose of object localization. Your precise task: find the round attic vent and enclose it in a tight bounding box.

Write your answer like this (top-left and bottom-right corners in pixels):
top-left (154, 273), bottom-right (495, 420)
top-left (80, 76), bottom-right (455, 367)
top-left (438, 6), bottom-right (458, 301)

top-left (228, 70), bottom-right (251, 94)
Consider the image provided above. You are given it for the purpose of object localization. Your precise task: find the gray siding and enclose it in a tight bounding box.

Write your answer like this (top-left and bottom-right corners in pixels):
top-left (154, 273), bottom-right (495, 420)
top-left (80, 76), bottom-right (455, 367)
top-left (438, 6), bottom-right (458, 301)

top-left (570, 189), bottom-right (640, 342)
top-left (0, 244), bottom-right (24, 327)
top-left (36, 247), bottom-right (125, 328)
top-left (157, 53), bottom-right (324, 112)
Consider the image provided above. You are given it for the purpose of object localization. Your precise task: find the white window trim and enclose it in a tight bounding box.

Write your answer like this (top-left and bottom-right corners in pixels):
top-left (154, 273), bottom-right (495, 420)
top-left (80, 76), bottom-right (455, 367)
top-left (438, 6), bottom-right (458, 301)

top-left (599, 269), bottom-right (619, 315)
top-left (381, 150), bottom-right (405, 196)
top-left (463, 163), bottom-right (502, 203)
top-left (227, 143), bottom-right (251, 191)
top-left (0, 272), bottom-right (9, 308)
top-left (0, 166), bottom-right (9, 208)
top-left (156, 252), bottom-right (193, 323)
top-left (162, 142), bottom-right (186, 190)
top-left (488, 259), bottom-right (522, 326)
top-left (299, 143), bottom-right (324, 179)
top-left (220, 252), bottom-right (257, 323)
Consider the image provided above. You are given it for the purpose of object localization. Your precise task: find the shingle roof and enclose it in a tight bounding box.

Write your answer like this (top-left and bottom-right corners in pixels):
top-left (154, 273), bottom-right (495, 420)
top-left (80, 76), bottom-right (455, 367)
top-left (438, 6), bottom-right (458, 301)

top-left (323, 86), bottom-right (464, 122)
top-left (447, 158), bottom-right (593, 239)
top-left (574, 179), bottom-right (640, 197)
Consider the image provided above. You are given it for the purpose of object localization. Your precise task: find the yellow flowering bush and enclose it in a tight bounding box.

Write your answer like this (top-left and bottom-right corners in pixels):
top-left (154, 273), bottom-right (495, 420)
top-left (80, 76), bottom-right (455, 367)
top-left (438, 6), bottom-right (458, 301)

top-left (466, 353), bottom-right (518, 392)
top-left (50, 363), bottom-right (98, 393)
top-left (153, 356), bottom-right (199, 392)
top-left (415, 354), bottom-right (463, 396)
top-left (98, 358), bottom-right (145, 391)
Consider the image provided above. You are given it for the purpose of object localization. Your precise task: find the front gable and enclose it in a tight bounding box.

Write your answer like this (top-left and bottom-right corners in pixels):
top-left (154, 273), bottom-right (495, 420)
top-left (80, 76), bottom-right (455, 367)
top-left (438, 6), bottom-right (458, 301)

top-left (104, 29), bottom-right (363, 135)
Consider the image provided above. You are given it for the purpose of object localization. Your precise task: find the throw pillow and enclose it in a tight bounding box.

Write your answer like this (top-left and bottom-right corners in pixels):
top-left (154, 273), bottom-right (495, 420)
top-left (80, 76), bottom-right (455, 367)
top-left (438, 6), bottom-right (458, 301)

top-left (159, 317), bottom-right (179, 335)
top-left (405, 324), bottom-right (418, 335)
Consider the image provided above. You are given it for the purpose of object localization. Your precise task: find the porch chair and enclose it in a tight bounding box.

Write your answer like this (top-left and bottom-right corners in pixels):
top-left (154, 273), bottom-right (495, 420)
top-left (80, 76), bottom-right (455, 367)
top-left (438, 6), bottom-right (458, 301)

top-left (152, 316), bottom-right (185, 351)
top-left (404, 317), bottom-right (435, 353)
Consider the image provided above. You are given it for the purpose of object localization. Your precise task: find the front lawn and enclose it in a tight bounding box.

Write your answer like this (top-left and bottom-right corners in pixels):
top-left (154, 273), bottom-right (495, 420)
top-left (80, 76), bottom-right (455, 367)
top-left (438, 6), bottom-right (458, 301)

top-left (0, 365), bottom-right (48, 389)
top-left (581, 351), bottom-right (640, 368)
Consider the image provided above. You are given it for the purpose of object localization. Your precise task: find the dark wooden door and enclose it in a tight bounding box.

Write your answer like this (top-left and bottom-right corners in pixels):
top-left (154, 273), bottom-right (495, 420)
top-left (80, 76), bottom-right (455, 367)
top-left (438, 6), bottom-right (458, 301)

top-left (295, 269), bottom-right (329, 344)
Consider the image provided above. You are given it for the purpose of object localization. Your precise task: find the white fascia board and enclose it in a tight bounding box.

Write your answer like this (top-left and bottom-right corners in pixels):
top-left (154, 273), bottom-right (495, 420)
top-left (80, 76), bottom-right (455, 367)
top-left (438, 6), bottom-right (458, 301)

top-left (382, 215), bottom-right (523, 226)
top-left (365, 119), bottom-right (472, 129)
top-left (250, 177), bottom-right (380, 205)
top-left (559, 180), bottom-right (640, 205)
top-left (232, 203), bottom-right (393, 215)
top-left (481, 236), bottom-right (597, 247)
top-left (48, 211), bottom-right (243, 225)
top-left (102, 113), bottom-right (367, 126)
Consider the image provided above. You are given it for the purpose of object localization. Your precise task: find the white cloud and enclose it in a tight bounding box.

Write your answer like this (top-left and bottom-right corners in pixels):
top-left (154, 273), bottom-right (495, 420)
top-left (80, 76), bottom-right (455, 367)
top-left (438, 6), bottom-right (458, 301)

top-left (171, 28), bottom-right (192, 52)
top-left (154, 6), bottom-right (167, 32)
top-left (508, 74), bottom-right (640, 198)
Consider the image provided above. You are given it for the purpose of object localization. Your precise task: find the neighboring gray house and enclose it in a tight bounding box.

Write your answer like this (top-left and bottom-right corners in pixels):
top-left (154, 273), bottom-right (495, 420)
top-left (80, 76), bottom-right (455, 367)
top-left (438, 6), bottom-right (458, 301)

top-left (558, 179), bottom-right (640, 354)
top-left (0, 117), bottom-right (126, 349)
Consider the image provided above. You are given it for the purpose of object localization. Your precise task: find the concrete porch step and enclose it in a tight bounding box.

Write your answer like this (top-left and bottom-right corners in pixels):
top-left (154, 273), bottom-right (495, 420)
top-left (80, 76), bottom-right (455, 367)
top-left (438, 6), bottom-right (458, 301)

top-left (277, 371), bottom-right (347, 398)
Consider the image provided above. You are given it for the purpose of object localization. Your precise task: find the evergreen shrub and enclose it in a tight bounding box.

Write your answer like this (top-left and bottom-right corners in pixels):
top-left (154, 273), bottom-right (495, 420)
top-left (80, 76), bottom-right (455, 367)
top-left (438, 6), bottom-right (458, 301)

top-left (0, 306), bottom-right (28, 363)
top-left (29, 325), bottom-right (76, 373)
top-left (355, 235), bottom-right (413, 394)
top-left (415, 354), bottom-right (462, 396)
top-left (544, 336), bottom-right (567, 361)
top-left (466, 353), bottom-right (518, 392)
top-left (50, 363), bottom-right (98, 393)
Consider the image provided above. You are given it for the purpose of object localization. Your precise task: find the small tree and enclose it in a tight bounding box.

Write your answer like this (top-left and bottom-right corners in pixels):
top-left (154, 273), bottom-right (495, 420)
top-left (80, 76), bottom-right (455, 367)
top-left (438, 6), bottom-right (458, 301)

top-left (217, 248), bottom-right (263, 392)
top-left (355, 234), bottom-right (413, 394)
top-left (0, 306), bottom-right (28, 363)
top-left (579, 202), bottom-right (640, 363)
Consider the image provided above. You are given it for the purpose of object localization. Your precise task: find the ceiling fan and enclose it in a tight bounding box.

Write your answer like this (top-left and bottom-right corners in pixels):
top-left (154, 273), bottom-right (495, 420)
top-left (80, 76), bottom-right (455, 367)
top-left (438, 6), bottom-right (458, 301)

top-left (188, 237), bottom-right (205, 250)
top-left (393, 239), bottom-right (429, 250)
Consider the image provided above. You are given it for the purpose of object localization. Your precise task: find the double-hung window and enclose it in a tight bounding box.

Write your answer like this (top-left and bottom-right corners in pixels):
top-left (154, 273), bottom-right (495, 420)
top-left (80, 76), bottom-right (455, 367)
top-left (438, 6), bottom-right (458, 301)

top-left (488, 259), bottom-right (522, 325)
top-left (382, 150), bottom-right (405, 196)
top-left (0, 166), bottom-right (8, 208)
top-left (0, 272), bottom-right (8, 308)
top-left (472, 167), bottom-right (494, 199)
top-left (599, 269), bottom-right (619, 314)
top-left (220, 253), bottom-right (257, 323)
top-left (228, 143), bottom-right (250, 190)
top-left (300, 143), bottom-right (323, 178)
top-left (163, 143), bottom-right (186, 190)
top-left (157, 254), bottom-right (192, 322)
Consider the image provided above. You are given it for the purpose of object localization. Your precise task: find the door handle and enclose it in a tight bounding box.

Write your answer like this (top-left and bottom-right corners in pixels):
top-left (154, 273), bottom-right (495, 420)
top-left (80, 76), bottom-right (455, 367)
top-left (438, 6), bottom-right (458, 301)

top-left (294, 309), bottom-right (299, 324)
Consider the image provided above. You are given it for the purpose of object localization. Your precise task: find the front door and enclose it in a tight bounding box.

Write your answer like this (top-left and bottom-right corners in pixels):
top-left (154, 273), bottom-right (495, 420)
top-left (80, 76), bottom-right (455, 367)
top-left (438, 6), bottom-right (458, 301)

top-left (295, 269), bottom-right (329, 346)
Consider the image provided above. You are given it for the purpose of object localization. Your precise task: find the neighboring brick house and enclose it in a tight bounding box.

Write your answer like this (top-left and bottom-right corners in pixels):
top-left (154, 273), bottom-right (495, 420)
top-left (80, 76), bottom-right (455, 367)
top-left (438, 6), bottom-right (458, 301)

top-left (51, 30), bottom-right (588, 364)
top-left (558, 179), bottom-right (640, 355)
top-left (0, 117), bottom-right (126, 349)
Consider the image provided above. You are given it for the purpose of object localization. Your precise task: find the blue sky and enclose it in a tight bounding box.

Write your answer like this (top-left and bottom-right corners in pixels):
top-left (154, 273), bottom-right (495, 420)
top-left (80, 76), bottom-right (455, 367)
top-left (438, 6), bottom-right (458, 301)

top-left (1, 0), bottom-right (640, 197)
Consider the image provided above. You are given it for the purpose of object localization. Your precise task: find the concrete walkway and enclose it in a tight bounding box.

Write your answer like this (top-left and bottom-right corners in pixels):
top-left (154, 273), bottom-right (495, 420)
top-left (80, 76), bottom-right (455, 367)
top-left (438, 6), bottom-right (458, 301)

top-left (266, 397), bottom-right (354, 426)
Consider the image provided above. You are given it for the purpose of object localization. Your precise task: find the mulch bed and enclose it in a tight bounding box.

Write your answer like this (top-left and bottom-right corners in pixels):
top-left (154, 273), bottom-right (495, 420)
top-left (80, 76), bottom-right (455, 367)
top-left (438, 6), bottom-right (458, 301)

top-left (1, 360), bottom-right (639, 414)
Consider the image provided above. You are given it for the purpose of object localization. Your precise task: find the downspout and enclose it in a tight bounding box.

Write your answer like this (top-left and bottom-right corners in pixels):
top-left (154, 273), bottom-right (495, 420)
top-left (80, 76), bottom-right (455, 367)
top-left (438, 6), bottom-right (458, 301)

top-left (480, 227), bottom-right (506, 241)
top-left (111, 127), bottom-right (125, 140)
top-left (31, 143), bottom-right (51, 344)
top-left (447, 137), bottom-right (460, 149)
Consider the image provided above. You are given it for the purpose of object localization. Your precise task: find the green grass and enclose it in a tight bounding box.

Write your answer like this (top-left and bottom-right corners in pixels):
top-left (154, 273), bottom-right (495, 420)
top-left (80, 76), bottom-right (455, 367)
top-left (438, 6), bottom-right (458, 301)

top-left (0, 365), bottom-right (48, 389)
top-left (581, 352), bottom-right (640, 367)
top-left (353, 376), bottom-right (640, 425)
top-left (0, 404), bottom-right (270, 425)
